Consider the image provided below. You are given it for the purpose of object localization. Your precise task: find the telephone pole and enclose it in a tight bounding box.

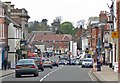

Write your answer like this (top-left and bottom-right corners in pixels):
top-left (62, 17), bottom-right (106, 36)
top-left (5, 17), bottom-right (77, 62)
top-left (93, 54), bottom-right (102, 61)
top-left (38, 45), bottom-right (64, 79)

top-left (117, 0), bottom-right (120, 73)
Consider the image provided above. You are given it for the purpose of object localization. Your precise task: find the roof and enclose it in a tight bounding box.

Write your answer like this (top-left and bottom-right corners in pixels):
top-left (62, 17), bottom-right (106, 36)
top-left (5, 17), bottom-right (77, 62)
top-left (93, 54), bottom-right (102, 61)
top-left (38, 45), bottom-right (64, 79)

top-left (5, 15), bottom-right (21, 28)
top-left (33, 34), bottom-right (72, 42)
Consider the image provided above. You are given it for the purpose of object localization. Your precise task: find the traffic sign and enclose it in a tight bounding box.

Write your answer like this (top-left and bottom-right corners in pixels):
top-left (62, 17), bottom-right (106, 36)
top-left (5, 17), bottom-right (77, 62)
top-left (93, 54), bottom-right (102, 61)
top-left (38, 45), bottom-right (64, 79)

top-left (111, 31), bottom-right (118, 38)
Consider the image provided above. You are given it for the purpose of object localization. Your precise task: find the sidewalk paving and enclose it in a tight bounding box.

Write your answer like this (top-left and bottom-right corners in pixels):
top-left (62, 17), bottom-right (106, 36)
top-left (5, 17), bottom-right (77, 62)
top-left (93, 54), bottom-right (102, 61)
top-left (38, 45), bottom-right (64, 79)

top-left (92, 65), bottom-right (118, 82)
top-left (0, 69), bottom-right (15, 78)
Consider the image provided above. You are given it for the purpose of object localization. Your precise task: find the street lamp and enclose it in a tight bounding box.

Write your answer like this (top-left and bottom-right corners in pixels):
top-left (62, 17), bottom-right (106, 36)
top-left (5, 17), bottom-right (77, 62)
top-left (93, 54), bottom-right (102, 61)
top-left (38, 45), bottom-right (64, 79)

top-left (96, 33), bottom-right (102, 71)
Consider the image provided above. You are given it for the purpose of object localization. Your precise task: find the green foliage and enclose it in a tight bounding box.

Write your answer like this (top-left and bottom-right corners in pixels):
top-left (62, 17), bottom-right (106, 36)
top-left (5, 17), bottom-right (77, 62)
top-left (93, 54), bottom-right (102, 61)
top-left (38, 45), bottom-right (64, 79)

top-left (60, 21), bottom-right (76, 36)
top-left (27, 19), bottom-right (50, 33)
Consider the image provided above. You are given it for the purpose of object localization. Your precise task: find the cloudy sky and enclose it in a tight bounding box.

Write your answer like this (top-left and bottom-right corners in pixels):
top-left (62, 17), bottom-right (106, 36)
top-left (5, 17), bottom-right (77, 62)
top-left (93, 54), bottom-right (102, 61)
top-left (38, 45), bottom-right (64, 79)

top-left (2, 0), bottom-right (112, 26)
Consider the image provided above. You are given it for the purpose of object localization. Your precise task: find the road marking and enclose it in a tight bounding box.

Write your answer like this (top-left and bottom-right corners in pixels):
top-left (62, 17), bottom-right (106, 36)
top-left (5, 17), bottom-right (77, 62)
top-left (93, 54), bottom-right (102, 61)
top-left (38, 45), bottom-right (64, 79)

top-left (39, 66), bottom-right (63, 82)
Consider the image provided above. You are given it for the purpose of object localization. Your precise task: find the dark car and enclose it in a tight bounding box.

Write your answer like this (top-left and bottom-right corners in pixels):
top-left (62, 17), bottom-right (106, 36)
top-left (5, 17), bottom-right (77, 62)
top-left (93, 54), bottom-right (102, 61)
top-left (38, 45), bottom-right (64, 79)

top-left (15, 59), bottom-right (39, 78)
top-left (30, 57), bottom-right (44, 71)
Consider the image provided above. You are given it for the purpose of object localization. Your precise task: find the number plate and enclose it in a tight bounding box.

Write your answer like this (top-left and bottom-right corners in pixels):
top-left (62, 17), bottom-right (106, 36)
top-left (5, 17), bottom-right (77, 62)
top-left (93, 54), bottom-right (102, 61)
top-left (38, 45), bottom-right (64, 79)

top-left (22, 66), bottom-right (29, 68)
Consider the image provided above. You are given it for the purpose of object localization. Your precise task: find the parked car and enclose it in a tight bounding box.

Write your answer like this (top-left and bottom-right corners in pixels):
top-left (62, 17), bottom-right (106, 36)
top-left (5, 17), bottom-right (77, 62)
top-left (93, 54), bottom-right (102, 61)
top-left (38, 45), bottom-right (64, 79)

top-left (43, 58), bottom-right (53, 69)
top-left (59, 59), bottom-right (66, 65)
top-left (66, 59), bottom-right (76, 65)
top-left (75, 58), bottom-right (82, 65)
top-left (52, 60), bottom-right (59, 67)
top-left (70, 59), bottom-right (76, 65)
top-left (30, 57), bottom-right (44, 71)
top-left (82, 58), bottom-right (93, 68)
top-left (15, 59), bottom-right (39, 78)
top-left (74, 59), bottom-right (80, 65)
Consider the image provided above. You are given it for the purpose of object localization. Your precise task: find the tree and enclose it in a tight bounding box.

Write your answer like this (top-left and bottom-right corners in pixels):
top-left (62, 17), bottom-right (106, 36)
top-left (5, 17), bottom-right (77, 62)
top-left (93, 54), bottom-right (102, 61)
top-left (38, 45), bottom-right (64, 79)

top-left (54, 16), bottom-right (62, 23)
top-left (27, 19), bottom-right (50, 32)
top-left (41, 19), bottom-right (48, 26)
top-left (77, 19), bottom-right (85, 28)
top-left (60, 21), bottom-right (76, 36)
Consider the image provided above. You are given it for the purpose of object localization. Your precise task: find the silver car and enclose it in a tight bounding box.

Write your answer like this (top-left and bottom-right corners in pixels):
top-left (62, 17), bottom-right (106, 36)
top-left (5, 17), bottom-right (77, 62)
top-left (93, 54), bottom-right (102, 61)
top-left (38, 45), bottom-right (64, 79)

top-left (43, 59), bottom-right (53, 69)
top-left (15, 59), bottom-right (39, 78)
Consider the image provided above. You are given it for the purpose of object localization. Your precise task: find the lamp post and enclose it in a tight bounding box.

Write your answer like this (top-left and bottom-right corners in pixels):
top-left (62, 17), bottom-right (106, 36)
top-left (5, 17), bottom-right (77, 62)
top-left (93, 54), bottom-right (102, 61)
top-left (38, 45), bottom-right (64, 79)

top-left (97, 34), bottom-right (101, 60)
top-left (97, 33), bottom-right (101, 71)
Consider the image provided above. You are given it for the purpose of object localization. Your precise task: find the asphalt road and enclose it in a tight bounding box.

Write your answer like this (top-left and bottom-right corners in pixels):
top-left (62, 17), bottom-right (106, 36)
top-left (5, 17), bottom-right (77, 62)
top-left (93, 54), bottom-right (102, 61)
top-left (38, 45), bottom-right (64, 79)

top-left (1, 55), bottom-right (94, 83)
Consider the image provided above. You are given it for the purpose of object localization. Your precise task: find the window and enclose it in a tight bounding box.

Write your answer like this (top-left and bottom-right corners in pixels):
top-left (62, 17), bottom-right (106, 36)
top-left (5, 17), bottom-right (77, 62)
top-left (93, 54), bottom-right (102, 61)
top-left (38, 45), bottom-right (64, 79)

top-left (0, 24), bottom-right (4, 39)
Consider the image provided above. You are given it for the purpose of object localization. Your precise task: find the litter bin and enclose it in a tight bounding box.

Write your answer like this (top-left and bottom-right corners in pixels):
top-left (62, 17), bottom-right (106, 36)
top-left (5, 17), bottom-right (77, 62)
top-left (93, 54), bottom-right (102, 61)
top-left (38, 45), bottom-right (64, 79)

top-left (109, 63), bottom-right (112, 68)
top-left (97, 61), bottom-right (101, 71)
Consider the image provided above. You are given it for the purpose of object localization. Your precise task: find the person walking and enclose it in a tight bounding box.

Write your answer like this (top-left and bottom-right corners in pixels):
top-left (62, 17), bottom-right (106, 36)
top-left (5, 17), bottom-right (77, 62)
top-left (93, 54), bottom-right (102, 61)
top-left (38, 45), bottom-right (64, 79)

top-left (3, 57), bottom-right (8, 71)
top-left (100, 54), bottom-right (103, 66)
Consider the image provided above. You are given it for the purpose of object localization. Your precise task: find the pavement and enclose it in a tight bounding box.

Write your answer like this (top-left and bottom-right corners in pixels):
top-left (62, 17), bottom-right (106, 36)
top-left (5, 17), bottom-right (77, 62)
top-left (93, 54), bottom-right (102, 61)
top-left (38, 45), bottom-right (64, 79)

top-left (91, 65), bottom-right (119, 82)
top-left (0, 69), bottom-right (15, 78)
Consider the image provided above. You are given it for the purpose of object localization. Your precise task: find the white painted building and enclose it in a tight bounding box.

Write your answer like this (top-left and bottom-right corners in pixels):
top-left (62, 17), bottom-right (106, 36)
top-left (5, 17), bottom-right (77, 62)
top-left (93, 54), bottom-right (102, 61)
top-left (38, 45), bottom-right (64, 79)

top-left (8, 22), bottom-right (22, 68)
top-left (0, 48), bottom-right (2, 69)
top-left (82, 37), bottom-right (89, 51)
top-left (0, 1), bottom-right (4, 69)
top-left (72, 42), bottom-right (77, 57)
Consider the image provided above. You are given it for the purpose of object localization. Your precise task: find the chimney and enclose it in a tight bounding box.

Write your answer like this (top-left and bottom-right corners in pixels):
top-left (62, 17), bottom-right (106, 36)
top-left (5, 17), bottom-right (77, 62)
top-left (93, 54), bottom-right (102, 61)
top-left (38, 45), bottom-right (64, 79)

top-left (11, 4), bottom-right (14, 9)
top-left (4, 1), bottom-right (11, 13)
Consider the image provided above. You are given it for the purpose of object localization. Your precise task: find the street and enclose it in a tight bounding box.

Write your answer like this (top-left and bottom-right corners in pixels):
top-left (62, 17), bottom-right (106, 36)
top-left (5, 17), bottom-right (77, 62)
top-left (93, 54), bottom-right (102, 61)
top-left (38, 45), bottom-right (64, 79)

top-left (1, 56), bottom-right (93, 82)
top-left (2, 66), bottom-right (92, 82)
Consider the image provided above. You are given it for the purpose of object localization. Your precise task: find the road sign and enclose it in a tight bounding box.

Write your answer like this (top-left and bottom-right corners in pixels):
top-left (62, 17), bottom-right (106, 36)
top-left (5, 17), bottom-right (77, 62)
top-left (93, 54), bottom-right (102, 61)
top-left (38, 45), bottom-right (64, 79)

top-left (111, 31), bottom-right (118, 38)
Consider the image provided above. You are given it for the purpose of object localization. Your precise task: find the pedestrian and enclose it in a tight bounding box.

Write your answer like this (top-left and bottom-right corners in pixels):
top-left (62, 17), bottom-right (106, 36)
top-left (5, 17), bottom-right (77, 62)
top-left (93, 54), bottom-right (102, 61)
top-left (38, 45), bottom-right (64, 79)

top-left (3, 57), bottom-right (8, 71)
top-left (100, 54), bottom-right (103, 66)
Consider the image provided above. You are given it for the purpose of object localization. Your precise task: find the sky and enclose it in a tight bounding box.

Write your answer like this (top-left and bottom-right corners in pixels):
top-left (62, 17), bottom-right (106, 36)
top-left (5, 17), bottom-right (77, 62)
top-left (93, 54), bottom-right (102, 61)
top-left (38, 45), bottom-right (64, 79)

top-left (2, 0), bottom-right (112, 27)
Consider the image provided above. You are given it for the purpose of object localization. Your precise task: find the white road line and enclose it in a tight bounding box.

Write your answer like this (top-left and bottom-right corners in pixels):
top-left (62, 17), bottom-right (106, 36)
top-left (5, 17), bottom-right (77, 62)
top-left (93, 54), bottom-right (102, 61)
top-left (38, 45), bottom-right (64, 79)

top-left (39, 66), bottom-right (63, 82)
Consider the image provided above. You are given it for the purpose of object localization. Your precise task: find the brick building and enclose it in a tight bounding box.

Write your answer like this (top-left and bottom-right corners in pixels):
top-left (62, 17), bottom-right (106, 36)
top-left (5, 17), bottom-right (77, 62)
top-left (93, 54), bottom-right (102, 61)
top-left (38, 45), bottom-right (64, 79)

top-left (0, 1), bottom-right (22, 69)
top-left (4, 1), bottom-right (30, 40)
top-left (33, 33), bottom-right (72, 54)
top-left (116, 0), bottom-right (120, 73)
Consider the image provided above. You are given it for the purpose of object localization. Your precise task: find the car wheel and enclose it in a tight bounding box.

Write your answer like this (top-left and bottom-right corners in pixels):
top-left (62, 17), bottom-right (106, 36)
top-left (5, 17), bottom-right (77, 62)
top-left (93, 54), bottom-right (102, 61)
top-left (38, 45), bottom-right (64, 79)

top-left (34, 72), bottom-right (38, 77)
top-left (41, 68), bottom-right (44, 71)
top-left (50, 66), bottom-right (53, 69)
top-left (82, 65), bottom-right (84, 68)
top-left (15, 73), bottom-right (20, 78)
top-left (91, 66), bottom-right (93, 68)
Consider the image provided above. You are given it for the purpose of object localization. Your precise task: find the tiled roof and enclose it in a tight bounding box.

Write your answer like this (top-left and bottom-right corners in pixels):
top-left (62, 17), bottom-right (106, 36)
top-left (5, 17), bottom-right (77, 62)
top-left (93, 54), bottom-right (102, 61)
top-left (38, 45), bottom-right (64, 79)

top-left (33, 34), bottom-right (72, 42)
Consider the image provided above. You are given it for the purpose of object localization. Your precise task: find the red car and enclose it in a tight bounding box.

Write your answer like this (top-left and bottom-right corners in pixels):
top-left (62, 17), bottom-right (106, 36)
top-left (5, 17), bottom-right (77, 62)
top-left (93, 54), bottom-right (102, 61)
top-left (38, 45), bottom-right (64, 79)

top-left (30, 57), bottom-right (44, 71)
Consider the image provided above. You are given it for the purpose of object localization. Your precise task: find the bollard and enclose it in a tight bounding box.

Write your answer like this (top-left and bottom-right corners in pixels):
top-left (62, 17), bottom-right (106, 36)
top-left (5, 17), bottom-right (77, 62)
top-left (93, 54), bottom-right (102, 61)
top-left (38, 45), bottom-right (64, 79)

top-left (97, 61), bottom-right (101, 71)
top-left (92, 62), bottom-right (97, 72)
top-left (109, 63), bottom-right (112, 68)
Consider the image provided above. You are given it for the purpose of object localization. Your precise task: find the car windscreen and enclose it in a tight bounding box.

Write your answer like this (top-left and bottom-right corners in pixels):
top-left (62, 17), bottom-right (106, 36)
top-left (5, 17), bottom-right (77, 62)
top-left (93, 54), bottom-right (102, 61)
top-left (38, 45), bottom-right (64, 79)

top-left (60, 60), bottom-right (65, 62)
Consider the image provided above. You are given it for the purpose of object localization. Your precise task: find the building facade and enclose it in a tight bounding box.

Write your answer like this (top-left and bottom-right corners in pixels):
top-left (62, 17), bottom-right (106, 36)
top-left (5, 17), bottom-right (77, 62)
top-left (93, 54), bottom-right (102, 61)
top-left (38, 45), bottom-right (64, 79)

top-left (33, 33), bottom-right (72, 54)
top-left (4, 1), bottom-right (30, 40)
top-left (116, 0), bottom-right (120, 73)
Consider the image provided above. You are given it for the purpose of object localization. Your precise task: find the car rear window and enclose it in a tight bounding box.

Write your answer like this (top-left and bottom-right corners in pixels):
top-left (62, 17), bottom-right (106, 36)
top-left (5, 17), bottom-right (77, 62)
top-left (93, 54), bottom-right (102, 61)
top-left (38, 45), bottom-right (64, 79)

top-left (83, 59), bottom-right (93, 62)
top-left (17, 60), bottom-right (34, 64)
